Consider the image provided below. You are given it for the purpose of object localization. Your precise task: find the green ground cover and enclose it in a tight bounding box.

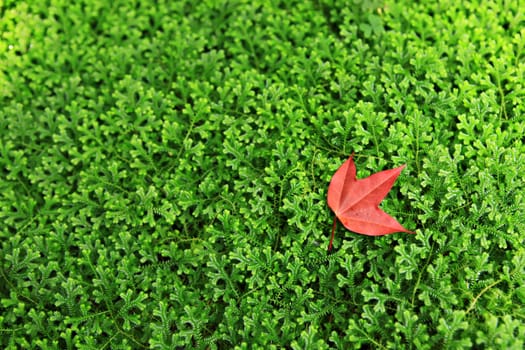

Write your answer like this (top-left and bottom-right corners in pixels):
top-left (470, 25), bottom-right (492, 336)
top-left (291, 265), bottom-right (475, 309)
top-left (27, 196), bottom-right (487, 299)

top-left (1, 0), bottom-right (524, 348)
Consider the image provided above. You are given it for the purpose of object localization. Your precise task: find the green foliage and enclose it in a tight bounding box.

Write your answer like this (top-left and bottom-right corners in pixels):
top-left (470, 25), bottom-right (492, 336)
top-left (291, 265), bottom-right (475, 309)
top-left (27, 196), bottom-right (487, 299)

top-left (1, 0), bottom-right (524, 348)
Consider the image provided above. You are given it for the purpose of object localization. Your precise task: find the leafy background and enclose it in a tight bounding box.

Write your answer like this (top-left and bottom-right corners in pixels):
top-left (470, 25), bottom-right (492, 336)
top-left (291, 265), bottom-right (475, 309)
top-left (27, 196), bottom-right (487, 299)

top-left (1, 0), bottom-right (524, 348)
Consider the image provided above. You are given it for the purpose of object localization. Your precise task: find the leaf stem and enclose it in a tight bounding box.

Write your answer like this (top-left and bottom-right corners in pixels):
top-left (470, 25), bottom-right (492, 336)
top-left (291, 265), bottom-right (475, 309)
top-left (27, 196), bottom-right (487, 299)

top-left (466, 279), bottom-right (503, 314)
top-left (328, 214), bottom-right (337, 251)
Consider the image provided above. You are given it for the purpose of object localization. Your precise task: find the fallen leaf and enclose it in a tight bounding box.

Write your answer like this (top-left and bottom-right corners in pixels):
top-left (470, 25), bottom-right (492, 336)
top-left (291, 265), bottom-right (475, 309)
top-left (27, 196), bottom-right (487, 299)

top-left (327, 154), bottom-right (414, 250)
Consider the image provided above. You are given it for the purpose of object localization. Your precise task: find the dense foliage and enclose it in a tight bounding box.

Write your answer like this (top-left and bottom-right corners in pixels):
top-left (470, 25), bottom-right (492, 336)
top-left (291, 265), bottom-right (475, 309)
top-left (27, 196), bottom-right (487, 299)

top-left (1, 0), bottom-right (524, 348)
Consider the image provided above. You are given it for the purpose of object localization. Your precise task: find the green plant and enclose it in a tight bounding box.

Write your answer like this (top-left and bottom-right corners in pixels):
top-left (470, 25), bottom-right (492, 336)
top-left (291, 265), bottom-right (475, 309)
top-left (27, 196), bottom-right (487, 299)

top-left (1, 0), bottom-right (524, 348)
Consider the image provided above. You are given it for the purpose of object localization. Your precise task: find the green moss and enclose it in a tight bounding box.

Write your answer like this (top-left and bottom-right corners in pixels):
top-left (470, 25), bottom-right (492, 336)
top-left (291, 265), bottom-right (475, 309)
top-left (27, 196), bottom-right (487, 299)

top-left (1, 0), bottom-right (524, 348)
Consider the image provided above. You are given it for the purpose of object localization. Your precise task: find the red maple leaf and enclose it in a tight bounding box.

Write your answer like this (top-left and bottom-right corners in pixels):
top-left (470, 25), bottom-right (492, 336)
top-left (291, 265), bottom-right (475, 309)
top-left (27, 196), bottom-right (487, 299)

top-left (327, 154), bottom-right (414, 251)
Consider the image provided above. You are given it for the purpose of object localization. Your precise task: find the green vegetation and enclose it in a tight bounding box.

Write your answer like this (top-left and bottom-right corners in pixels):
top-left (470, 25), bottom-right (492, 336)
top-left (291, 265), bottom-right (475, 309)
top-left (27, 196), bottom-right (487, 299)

top-left (1, 0), bottom-right (524, 348)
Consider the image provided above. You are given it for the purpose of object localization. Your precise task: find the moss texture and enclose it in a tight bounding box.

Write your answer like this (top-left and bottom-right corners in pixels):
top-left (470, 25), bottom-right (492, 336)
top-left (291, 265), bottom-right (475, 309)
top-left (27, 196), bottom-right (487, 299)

top-left (1, 0), bottom-right (524, 348)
